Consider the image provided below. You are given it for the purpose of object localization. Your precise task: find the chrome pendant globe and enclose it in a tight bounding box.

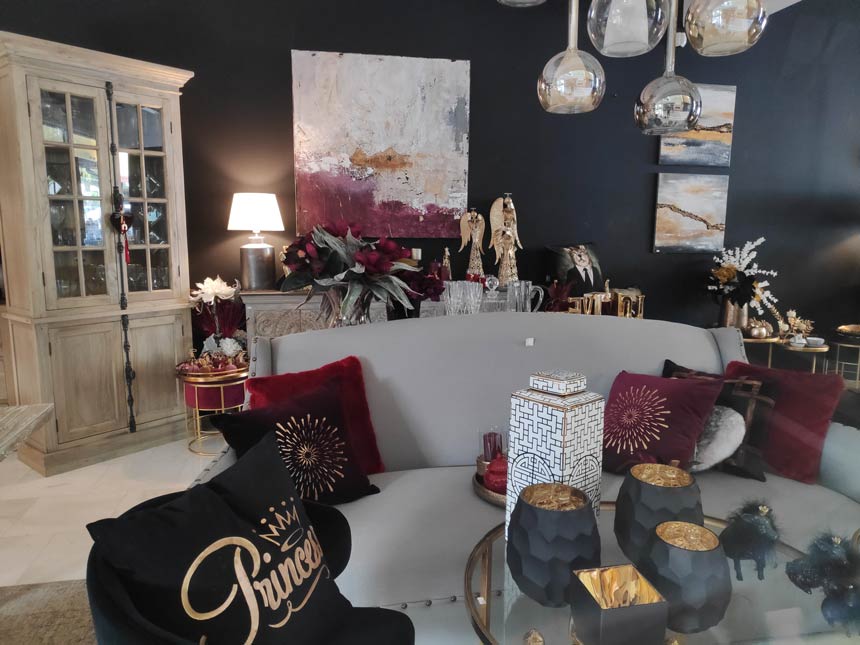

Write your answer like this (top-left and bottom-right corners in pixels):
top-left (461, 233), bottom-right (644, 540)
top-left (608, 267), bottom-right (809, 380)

top-left (587, 0), bottom-right (670, 58)
top-left (538, 0), bottom-right (606, 114)
top-left (634, 74), bottom-right (702, 134)
top-left (634, 0), bottom-right (700, 134)
top-left (685, 0), bottom-right (767, 56)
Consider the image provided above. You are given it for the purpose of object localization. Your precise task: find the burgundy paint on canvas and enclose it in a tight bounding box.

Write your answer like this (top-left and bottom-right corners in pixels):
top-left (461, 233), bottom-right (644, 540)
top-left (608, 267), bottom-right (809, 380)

top-left (292, 50), bottom-right (470, 239)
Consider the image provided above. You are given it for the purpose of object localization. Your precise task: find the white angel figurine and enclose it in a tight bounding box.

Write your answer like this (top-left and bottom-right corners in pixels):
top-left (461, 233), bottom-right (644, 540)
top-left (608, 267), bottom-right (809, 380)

top-left (459, 208), bottom-right (485, 278)
top-left (489, 193), bottom-right (522, 287)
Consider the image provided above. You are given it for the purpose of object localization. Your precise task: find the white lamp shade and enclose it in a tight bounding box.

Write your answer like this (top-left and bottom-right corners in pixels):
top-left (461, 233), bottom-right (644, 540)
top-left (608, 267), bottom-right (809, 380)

top-left (227, 193), bottom-right (284, 232)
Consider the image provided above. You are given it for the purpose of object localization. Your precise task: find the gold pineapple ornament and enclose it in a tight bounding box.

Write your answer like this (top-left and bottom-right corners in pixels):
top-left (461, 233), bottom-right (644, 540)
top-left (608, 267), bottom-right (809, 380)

top-left (459, 208), bottom-right (486, 279)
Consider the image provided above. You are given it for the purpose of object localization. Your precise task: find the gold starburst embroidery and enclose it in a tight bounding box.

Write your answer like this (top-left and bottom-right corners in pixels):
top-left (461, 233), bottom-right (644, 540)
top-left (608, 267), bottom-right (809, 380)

top-left (275, 415), bottom-right (347, 500)
top-left (604, 385), bottom-right (671, 455)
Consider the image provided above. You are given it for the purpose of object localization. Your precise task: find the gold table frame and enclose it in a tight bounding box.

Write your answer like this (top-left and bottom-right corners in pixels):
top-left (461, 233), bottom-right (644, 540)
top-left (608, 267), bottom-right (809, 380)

top-left (742, 336), bottom-right (781, 368)
top-left (779, 342), bottom-right (830, 374)
top-left (464, 501), bottom-right (811, 645)
top-left (830, 341), bottom-right (860, 392)
top-left (178, 370), bottom-right (248, 456)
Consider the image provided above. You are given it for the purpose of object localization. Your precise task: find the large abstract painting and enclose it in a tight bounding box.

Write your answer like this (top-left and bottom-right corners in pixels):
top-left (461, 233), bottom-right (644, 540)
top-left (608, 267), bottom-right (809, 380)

top-left (659, 84), bottom-right (736, 167)
top-left (292, 50), bottom-right (470, 238)
top-left (654, 174), bottom-right (728, 253)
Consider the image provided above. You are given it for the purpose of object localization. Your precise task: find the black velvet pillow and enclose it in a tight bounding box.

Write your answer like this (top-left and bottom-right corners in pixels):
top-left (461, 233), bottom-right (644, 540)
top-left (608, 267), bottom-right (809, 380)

top-left (87, 433), bottom-right (352, 645)
top-left (662, 359), bottom-right (777, 481)
top-left (210, 384), bottom-right (379, 505)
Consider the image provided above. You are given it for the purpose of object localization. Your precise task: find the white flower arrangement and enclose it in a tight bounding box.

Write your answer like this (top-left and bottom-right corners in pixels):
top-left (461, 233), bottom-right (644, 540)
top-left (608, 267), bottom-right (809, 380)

top-left (750, 279), bottom-right (778, 316)
top-left (190, 276), bottom-right (238, 305)
top-left (708, 238), bottom-right (779, 316)
top-left (201, 335), bottom-right (243, 357)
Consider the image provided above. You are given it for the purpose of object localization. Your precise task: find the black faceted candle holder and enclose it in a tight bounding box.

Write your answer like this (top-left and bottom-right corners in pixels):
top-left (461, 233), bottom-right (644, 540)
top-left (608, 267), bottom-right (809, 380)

top-left (614, 463), bottom-right (704, 565)
top-left (570, 564), bottom-right (667, 645)
top-left (638, 521), bottom-right (733, 634)
top-left (507, 483), bottom-right (601, 607)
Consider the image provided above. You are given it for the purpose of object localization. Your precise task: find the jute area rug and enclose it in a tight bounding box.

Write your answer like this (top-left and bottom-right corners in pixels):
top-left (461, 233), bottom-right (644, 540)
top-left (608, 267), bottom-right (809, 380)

top-left (0, 579), bottom-right (95, 644)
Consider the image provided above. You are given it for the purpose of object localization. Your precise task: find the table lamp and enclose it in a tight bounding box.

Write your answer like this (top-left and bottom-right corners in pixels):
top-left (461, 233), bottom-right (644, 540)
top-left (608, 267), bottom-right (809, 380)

top-left (227, 193), bottom-right (284, 291)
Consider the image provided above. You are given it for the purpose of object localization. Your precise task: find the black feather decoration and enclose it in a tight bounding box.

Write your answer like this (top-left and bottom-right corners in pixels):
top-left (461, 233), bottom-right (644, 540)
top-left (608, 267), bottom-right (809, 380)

top-left (720, 500), bottom-right (779, 581)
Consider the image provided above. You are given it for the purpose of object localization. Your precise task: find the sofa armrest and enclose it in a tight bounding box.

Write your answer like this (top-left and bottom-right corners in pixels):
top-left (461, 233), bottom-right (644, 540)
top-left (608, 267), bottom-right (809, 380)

top-left (249, 335), bottom-right (272, 379)
top-left (708, 326), bottom-right (748, 371)
top-left (819, 422), bottom-right (860, 503)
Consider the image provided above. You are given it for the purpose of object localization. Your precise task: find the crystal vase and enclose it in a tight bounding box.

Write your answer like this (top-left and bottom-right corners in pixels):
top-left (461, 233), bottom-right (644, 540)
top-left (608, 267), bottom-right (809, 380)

top-left (321, 288), bottom-right (373, 328)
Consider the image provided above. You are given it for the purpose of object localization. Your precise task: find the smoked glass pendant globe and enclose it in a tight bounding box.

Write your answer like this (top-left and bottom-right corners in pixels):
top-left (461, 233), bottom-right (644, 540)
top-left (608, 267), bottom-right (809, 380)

top-left (587, 0), bottom-right (670, 57)
top-left (538, 48), bottom-right (606, 114)
top-left (498, 0), bottom-right (546, 6)
top-left (685, 0), bottom-right (767, 56)
top-left (538, 0), bottom-right (606, 114)
top-left (634, 73), bottom-right (702, 134)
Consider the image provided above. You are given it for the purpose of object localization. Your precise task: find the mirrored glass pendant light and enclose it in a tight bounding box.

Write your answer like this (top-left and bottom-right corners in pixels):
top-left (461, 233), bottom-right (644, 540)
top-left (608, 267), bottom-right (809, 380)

top-left (538, 0), bottom-right (606, 114)
top-left (587, 0), bottom-right (670, 57)
top-left (498, 0), bottom-right (546, 6)
top-left (685, 0), bottom-right (767, 56)
top-left (633, 0), bottom-right (701, 134)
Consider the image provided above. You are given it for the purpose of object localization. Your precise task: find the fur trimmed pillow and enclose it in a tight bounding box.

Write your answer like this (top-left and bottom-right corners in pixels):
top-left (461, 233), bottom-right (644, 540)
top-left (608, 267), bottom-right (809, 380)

top-left (691, 406), bottom-right (746, 472)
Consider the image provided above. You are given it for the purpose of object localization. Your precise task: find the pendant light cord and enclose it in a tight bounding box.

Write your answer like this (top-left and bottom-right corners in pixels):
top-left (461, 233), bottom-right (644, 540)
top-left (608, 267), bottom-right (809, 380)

top-left (664, 0), bottom-right (679, 75)
top-left (567, 0), bottom-right (579, 50)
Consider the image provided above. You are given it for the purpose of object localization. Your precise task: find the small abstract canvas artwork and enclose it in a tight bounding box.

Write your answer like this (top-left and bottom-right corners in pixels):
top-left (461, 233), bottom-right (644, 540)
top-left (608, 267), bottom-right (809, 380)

top-left (292, 50), bottom-right (470, 238)
top-left (659, 84), bottom-right (736, 167)
top-left (654, 174), bottom-right (729, 253)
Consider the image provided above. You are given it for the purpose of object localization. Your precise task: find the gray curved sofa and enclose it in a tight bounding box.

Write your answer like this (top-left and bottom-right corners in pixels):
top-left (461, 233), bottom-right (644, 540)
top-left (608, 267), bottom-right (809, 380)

top-left (200, 313), bottom-right (860, 643)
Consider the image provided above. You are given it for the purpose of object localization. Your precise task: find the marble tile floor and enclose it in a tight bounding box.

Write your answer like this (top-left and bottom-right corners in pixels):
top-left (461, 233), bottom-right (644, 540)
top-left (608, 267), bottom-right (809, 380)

top-left (0, 436), bottom-right (224, 587)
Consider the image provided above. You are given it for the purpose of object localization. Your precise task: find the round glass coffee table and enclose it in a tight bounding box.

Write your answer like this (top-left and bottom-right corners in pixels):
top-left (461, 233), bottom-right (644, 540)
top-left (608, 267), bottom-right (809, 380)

top-left (464, 502), bottom-right (849, 644)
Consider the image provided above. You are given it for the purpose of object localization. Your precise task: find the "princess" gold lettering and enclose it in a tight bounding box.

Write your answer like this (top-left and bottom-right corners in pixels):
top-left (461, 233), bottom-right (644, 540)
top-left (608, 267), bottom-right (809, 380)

top-left (181, 513), bottom-right (328, 645)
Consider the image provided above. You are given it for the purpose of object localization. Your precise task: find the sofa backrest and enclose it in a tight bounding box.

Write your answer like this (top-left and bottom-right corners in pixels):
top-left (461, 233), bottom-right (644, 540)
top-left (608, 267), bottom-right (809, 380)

top-left (250, 313), bottom-right (746, 472)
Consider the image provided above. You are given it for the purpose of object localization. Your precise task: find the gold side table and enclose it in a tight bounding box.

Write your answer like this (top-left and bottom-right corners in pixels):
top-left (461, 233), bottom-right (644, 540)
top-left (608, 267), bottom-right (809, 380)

top-left (831, 341), bottom-right (860, 391)
top-left (178, 370), bottom-right (248, 455)
top-left (779, 342), bottom-right (830, 374)
top-left (742, 336), bottom-right (781, 368)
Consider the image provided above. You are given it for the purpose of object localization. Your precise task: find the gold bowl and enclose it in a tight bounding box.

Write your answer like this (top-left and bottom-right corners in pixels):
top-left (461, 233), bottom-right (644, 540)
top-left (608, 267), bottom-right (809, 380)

top-left (837, 324), bottom-right (860, 339)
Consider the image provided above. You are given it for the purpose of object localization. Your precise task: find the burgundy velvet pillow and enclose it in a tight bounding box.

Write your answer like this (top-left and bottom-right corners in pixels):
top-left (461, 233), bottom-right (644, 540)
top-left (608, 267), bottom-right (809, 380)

top-left (724, 361), bottom-right (844, 483)
top-left (603, 371), bottom-right (723, 473)
top-left (246, 356), bottom-right (384, 475)
top-left (211, 385), bottom-right (379, 505)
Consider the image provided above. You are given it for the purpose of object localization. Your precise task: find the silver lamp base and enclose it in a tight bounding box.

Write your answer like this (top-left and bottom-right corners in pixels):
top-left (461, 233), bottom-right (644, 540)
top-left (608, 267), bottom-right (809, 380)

top-left (239, 243), bottom-right (276, 291)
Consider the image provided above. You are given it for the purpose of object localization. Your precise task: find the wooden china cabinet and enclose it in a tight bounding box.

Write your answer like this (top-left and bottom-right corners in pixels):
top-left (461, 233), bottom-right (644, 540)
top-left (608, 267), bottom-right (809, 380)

top-left (0, 32), bottom-right (194, 475)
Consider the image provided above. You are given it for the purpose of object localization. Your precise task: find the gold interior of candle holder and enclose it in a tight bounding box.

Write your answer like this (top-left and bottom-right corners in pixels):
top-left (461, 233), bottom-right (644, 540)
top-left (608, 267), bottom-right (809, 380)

top-left (656, 521), bottom-right (719, 551)
top-left (575, 564), bottom-right (664, 609)
top-left (521, 483), bottom-right (587, 510)
top-left (631, 463), bottom-right (693, 487)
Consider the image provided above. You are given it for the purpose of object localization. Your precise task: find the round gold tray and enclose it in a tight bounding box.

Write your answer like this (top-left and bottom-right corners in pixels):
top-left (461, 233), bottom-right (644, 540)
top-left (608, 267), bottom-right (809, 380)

top-left (472, 474), bottom-right (505, 508)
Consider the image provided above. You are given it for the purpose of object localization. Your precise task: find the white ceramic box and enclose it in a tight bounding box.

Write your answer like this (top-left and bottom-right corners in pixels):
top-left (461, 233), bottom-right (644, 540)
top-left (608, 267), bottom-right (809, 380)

top-left (506, 370), bottom-right (605, 536)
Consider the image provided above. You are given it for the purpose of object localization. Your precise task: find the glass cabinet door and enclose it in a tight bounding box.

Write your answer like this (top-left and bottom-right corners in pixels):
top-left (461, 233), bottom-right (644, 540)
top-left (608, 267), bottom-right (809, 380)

top-left (29, 79), bottom-right (116, 307)
top-left (112, 95), bottom-right (175, 297)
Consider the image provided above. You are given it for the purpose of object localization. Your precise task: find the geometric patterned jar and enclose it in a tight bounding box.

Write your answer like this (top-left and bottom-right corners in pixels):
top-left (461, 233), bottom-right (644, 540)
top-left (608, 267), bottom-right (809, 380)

top-left (507, 370), bottom-right (605, 537)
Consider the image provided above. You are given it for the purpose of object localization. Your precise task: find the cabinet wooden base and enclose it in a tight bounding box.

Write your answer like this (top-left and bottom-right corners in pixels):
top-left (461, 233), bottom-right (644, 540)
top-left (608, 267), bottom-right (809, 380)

top-left (17, 415), bottom-right (185, 477)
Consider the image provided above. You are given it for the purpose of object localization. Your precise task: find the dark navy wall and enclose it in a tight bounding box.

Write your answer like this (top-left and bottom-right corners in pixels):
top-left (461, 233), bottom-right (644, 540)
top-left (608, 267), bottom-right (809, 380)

top-left (2, 0), bottom-right (858, 330)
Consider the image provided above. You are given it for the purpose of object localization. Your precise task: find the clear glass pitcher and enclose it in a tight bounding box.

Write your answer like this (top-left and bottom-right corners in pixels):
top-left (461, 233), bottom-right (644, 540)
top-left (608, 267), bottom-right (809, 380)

top-left (506, 280), bottom-right (545, 312)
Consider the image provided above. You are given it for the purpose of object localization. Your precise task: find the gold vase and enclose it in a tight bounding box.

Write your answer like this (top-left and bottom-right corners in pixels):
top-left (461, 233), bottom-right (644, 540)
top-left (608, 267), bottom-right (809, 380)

top-left (719, 298), bottom-right (749, 330)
